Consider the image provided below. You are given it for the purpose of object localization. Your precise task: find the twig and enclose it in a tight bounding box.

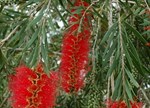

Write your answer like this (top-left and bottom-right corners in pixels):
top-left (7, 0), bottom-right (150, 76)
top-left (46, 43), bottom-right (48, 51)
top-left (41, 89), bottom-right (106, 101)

top-left (108, 0), bottom-right (115, 95)
top-left (140, 88), bottom-right (150, 105)
top-left (0, 25), bottom-right (19, 45)
top-left (28, 1), bottom-right (44, 17)
top-left (0, 90), bottom-right (10, 108)
top-left (106, 0), bottom-right (115, 104)
top-left (47, 0), bottom-right (52, 12)
top-left (143, 0), bottom-right (150, 10)
top-left (116, 0), bottom-right (126, 99)
top-left (2, 47), bottom-right (27, 51)
top-left (107, 77), bottom-right (111, 107)
top-left (77, 0), bottom-right (99, 33)
top-left (113, 0), bottom-right (136, 4)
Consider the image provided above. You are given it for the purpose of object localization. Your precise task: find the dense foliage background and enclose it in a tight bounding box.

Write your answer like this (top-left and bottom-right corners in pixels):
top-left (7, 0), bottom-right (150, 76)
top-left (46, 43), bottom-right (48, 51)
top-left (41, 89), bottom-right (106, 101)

top-left (0, 0), bottom-right (150, 107)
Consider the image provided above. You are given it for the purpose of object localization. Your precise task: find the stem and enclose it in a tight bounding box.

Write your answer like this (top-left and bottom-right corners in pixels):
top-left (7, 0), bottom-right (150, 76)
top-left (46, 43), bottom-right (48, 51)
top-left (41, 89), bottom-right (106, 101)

top-left (107, 77), bottom-right (110, 107)
top-left (109, 0), bottom-right (115, 95)
top-left (116, 0), bottom-right (125, 99)
top-left (0, 25), bottom-right (19, 47)
top-left (92, 18), bottom-right (100, 77)
top-left (144, 0), bottom-right (150, 10)
top-left (78, 0), bottom-right (99, 33)
top-left (140, 88), bottom-right (150, 105)
top-left (107, 0), bottom-right (114, 104)
top-left (0, 90), bottom-right (10, 108)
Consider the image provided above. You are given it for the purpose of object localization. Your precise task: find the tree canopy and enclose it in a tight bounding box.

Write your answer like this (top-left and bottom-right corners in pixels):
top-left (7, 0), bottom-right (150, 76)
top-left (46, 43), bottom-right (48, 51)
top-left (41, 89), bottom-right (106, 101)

top-left (0, 0), bottom-right (150, 108)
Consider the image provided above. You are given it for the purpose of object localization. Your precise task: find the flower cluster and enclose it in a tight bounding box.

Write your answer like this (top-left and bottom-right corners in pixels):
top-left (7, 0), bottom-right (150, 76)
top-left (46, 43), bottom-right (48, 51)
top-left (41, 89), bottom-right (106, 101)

top-left (9, 0), bottom-right (92, 107)
top-left (106, 99), bottom-right (143, 108)
top-left (9, 64), bottom-right (58, 108)
top-left (60, 0), bottom-right (91, 93)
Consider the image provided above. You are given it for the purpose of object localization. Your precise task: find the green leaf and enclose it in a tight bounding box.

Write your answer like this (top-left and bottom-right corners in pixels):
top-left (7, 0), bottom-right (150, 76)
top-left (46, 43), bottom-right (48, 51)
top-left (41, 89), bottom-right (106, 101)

top-left (125, 69), bottom-right (139, 88)
top-left (102, 41), bottom-right (117, 66)
top-left (125, 79), bottom-right (133, 101)
top-left (129, 50), bottom-right (146, 76)
top-left (26, 13), bottom-right (43, 29)
top-left (124, 22), bottom-right (147, 43)
top-left (112, 72), bottom-right (122, 99)
top-left (123, 44), bottom-right (133, 69)
top-left (30, 41), bottom-right (39, 67)
top-left (101, 22), bottom-right (118, 44)
top-left (0, 50), bottom-right (5, 70)
top-left (59, 0), bottom-right (66, 9)
top-left (6, 27), bottom-right (24, 46)
top-left (41, 27), bottom-right (49, 74)
top-left (24, 29), bottom-right (39, 50)
top-left (52, 1), bottom-right (68, 27)
top-left (128, 37), bottom-right (141, 64)
top-left (106, 53), bottom-right (118, 77)
top-left (92, 8), bottom-right (101, 18)
top-left (125, 80), bottom-right (132, 100)
top-left (48, 17), bottom-right (56, 32)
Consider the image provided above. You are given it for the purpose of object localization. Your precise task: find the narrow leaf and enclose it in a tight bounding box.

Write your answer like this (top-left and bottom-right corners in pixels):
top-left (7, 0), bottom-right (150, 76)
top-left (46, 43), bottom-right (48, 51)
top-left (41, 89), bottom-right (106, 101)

top-left (125, 69), bottom-right (139, 88)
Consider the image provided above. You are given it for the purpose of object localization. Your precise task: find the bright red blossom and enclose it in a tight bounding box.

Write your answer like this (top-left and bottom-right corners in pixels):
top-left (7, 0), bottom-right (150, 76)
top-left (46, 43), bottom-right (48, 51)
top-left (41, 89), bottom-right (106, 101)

top-left (145, 9), bottom-right (150, 15)
top-left (60, 0), bottom-right (91, 93)
top-left (145, 42), bottom-right (150, 46)
top-left (143, 26), bottom-right (150, 31)
top-left (130, 101), bottom-right (143, 108)
top-left (9, 64), bottom-right (58, 108)
top-left (106, 99), bottom-right (143, 108)
top-left (60, 30), bottom-right (90, 93)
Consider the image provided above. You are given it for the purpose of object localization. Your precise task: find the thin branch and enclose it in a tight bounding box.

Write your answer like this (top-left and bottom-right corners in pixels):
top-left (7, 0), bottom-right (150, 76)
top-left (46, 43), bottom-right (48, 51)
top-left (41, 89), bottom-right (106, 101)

top-left (116, 0), bottom-right (125, 99)
top-left (107, 0), bottom-right (113, 101)
top-left (140, 88), bottom-right (150, 105)
top-left (2, 47), bottom-right (27, 51)
top-left (0, 90), bottom-right (10, 108)
top-left (0, 25), bottom-right (19, 46)
top-left (77, 0), bottom-right (99, 33)
top-left (107, 77), bottom-right (110, 107)
top-left (112, 0), bottom-right (136, 4)
top-left (47, 0), bottom-right (52, 12)
top-left (28, 1), bottom-right (45, 17)
top-left (109, 0), bottom-right (115, 95)
top-left (108, 0), bottom-right (113, 28)
top-left (143, 0), bottom-right (150, 10)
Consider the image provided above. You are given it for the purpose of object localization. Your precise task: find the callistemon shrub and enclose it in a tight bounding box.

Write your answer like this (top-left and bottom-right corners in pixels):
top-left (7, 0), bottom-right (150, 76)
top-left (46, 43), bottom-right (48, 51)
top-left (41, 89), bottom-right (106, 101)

top-left (60, 0), bottom-right (92, 93)
top-left (9, 64), bottom-right (58, 108)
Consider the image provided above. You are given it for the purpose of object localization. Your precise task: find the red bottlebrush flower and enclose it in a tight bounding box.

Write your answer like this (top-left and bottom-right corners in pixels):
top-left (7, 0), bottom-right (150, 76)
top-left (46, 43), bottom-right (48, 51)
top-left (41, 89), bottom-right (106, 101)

top-left (118, 101), bottom-right (127, 108)
top-left (9, 64), bottom-right (58, 108)
top-left (60, 0), bottom-right (91, 93)
top-left (74, 0), bottom-right (89, 7)
top-left (9, 66), bottom-right (36, 108)
top-left (106, 99), bottom-right (143, 108)
top-left (60, 32), bottom-right (90, 93)
top-left (130, 101), bottom-right (143, 108)
top-left (145, 42), bottom-right (150, 47)
top-left (106, 98), bottom-right (113, 108)
top-left (111, 101), bottom-right (119, 108)
top-left (145, 9), bottom-right (150, 15)
top-left (143, 26), bottom-right (150, 31)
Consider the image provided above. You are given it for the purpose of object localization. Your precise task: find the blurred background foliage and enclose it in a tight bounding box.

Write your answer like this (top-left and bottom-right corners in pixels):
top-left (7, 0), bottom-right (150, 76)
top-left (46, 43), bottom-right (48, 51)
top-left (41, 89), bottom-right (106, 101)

top-left (0, 0), bottom-right (150, 108)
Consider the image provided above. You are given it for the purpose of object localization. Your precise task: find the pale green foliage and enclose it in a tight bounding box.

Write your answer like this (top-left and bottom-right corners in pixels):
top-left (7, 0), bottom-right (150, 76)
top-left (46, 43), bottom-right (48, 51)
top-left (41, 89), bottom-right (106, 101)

top-left (0, 0), bottom-right (150, 107)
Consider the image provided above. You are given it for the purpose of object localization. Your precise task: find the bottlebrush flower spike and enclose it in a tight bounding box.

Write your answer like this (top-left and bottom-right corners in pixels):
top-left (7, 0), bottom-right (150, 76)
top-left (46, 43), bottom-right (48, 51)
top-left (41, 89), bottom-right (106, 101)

top-left (106, 99), bottom-right (143, 108)
top-left (130, 101), bottom-right (143, 108)
top-left (145, 42), bottom-right (150, 47)
top-left (143, 26), bottom-right (150, 31)
top-left (145, 9), bottom-right (150, 14)
top-left (60, 0), bottom-right (91, 93)
top-left (9, 64), bottom-right (58, 108)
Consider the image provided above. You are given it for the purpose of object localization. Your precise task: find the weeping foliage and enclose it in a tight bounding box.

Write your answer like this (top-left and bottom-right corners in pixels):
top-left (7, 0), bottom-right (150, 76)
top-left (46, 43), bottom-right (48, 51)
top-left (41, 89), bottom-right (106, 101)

top-left (0, 0), bottom-right (150, 108)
